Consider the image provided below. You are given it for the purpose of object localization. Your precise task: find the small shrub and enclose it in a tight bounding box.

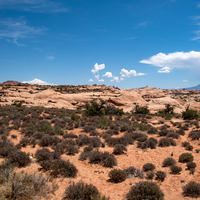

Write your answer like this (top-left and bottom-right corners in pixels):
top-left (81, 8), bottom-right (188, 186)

top-left (113, 144), bottom-right (127, 155)
top-left (84, 145), bottom-right (93, 152)
top-left (186, 162), bottom-right (196, 170)
top-left (50, 159), bottom-right (77, 178)
top-left (142, 163), bottom-right (155, 172)
top-left (65, 145), bottom-right (79, 155)
top-left (170, 165), bottom-right (182, 174)
top-left (155, 171), bottom-right (166, 182)
top-left (124, 166), bottom-right (136, 175)
top-left (182, 110), bottom-right (199, 120)
top-left (185, 145), bottom-right (193, 151)
top-left (147, 127), bottom-right (158, 134)
top-left (126, 181), bottom-right (164, 200)
top-left (134, 169), bottom-right (144, 179)
top-left (63, 181), bottom-right (99, 200)
top-left (188, 131), bottom-right (200, 140)
top-left (183, 181), bottom-right (200, 198)
top-left (179, 153), bottom-right (194, 163)
top-left (35, 148), bottom-right (53, 162)
top-left (146, 171), bottom-right (155, 180)
top-left (162, 157), bottom-right (176, 167)
top-left (102, 154), bottom-right (117, 168)
top-left (134, 105), bottom-right (150, 114)
top-left (7, 151), bottom-right (31, 168)
top-left (182, 141), bottom-right (190, 147)
top-left (158, 138), bottom-right (176, 147)
top-left (63, 132), bottom-right (78, 139)
top-left (108, 169), bottom-right (127, 183)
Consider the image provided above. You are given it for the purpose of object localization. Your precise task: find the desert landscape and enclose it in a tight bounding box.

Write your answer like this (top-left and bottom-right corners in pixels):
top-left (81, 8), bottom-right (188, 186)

top-left (0, 81), bottom-right (200, 200)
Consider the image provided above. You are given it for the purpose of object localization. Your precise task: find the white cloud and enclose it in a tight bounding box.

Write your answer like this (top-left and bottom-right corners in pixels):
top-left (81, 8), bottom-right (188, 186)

top-left (158, 67), bottom-right (171, 73)
top-left (94, 74), bottom-right (104, 82)
top-left (6, 38), bottom-right (24, 46)
top-left (120, 68), bottom-right (146, 77)
top-left (111, 76), bottom-right (119, 82)
top-left (0, 18), bottom-right (47, 39)
top-left (91, 63), bottom-right (105, 75)
top-left (120, 77), bottom-right (124, 81)
top-left (47, 56), bottom-right (54, 60)
top-left (197, 3), bottom-right (200, 8)
top-left (88, 79), bottom-right (94, 82)
top-left (103, 72), bottom-right (113, 77)
top-left (0, 0), bottom-right (69, 13)
top-left (22, 78), bottom-right (56, 85)
top-left (183, 80), bottom-right (188, 82)
top-left (140, 51), bottom-right (200, 72)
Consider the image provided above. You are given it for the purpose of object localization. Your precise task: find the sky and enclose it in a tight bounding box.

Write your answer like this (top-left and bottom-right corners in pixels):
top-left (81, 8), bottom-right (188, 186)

top-left (0, 0), bottom-right (200, 89)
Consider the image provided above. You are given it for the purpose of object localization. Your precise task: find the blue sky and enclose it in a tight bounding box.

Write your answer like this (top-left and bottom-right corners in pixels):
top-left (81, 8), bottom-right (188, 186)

top-left (0, 0), bottom-right (200, 89)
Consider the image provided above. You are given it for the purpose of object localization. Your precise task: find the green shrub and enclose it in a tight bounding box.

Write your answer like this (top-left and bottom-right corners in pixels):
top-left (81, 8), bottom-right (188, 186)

top-left (162, 157), bottom-right (176, 167)
top-left (134, 105), bottom-right (149, 114)
top-left (108, 169), bottom-right (127, 183)
top-left (155, 171), bottom-right (166, 182)
top-left (182, 109), bottom-right (199, 120)
top-left (183, 181), bottom-right (200, 198)
top-left (63, 181), bottom-right (99, 200)
top-left (142, 163), bottom-right (155, 172)
top-left (179, 153), bottom-right (194, 163)
top-left (35, 148), bottom-right (53, 162)
top-left (126, 181), bottom-right (164, 200)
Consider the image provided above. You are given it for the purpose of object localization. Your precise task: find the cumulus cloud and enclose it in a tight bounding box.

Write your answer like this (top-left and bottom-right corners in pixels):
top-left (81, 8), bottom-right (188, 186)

top-left (88, 79), bottom-right (93, 82)
top-left (140, 51), bottom-right (200, 72)
top-left (120, 77), bottom-right (124, 81)
top-left (120, 68), bottom-right (147, 77)
top-left (111, 76), bottom-right (119, 82)
top-left (22, 78), bottom-right (56, 85)
top-left (158, 67), bottom-right (171, 73)
top-left (91, 63), bottom-right (105, 75)
top-left (47, 56), bottom-right (54, 60)
top-left (103, 72), bottom-right (113, 77)
top-left (95, 74), bottom-right (104, 82)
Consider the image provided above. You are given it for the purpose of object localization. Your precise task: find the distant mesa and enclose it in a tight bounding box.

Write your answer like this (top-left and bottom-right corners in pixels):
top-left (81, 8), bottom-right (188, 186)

top-left (0, 80), bottom-right (39, 86)
top-left (184, 84), bottom-right (200, 91)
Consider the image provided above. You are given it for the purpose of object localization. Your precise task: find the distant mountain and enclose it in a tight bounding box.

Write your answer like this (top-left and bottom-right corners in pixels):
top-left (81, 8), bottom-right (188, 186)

top-left (0, 80), bottom-right (38, 86)
top-left (184, 84), bottom-right (200, 91)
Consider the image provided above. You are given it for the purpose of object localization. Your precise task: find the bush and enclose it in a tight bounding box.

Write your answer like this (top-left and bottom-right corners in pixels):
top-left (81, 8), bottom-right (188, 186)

top-left (39, 135), bottom-right (60, 147)
top-left (124, 166), bottom-right (136, 175)
top-left (145, 171), bottom-right (155, 180)
top-left (185, 145), bottom-right (193, 151)
top-left (182, 109), bottom-right (199, 120)
top-left (65, 145), bottom-right (79, 155)
top-left (147, 127), bottom-right (158, 134)
top-left (162, 157), bottom-right (176, 167)
top-left (108, 169), bottom-right (127, 183)
top-left (183, 181), bottom-right (200, 198)
top-left (126, 181), bottom-right (164, 200)
top-left (35, 148), bottom-right (53, 162)
top-left (186, 162), bottom-right (196, 170)
top-left (158, 138), bottom-right (176, 147)
top-left (7, 151), bottom-right (31, 168)
top-left (63, 132), bottom-right (78, 139)
top-left (155, 171), bottom-right (166, 182)
top-left (182, 141), bottom-right (190, 147)
top-left (102, 154), bottom-right (117, 168)
top-left (142, 163), bottom-right (155, 172)
top-left (137, 137), bottom-right (158, 149)
top-left (166, 131), bottom-right (179, 139)
top-left (170, 165), bottom-right (182, 174)
top-left (113, 144), bottom-right (127, 155)
top-left (134, 105), bottom-right (149, 114)
top-left (50, 159), bottom-right (77, 178)
top-left (0, 171), bottom-right (55, 200)
top-left (88, 150), bottom-right (117, 168)
top-left (188, 131), bottom-right (200, 140)
top-left (63, 181), bottom-right (99, 200)
top-left (179, 153), bottom-right (194, 163)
